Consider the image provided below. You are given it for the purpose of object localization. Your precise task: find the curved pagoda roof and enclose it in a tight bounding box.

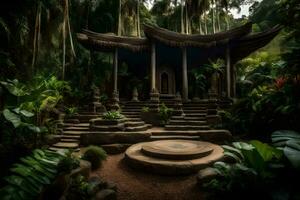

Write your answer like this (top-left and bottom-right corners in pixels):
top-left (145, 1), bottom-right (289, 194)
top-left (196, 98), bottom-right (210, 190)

top-left (77, 29), bottom-right (149, 52)
top-left (143, 22), bottom-right (252, 47)
top-left (77, 22), bottom-right (282, 64)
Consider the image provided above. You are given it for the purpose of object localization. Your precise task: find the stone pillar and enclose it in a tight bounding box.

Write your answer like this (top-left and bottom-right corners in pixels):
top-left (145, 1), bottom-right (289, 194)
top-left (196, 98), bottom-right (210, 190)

top-left (182, 47), bottom-right (189, 102)
top-left (208, 72), bottom-right (218, 99)
top-left (151, 42), bottom-right (156, 91)
top-left (110, 48), bottom-right (119, 111)
top-left (174, 92), bottom-right (184, 117)
top-left (90, 87), bottom-right (106, 113)
top-left (131, 87), bottom-right (139, 102)
top-left (232, 64), bottom-right (236, 98)
top-left (149, 42), bottom-right (160, 111)
top-left (113, 48), bottom-right (118, 93)
top-left (226, 45), bottom-right (231, 98)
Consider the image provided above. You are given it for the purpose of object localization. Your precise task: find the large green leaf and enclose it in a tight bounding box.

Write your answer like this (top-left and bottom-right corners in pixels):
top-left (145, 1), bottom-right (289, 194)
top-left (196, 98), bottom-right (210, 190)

top-left (250, 140), bottom-right (283, 161)
top-left (284, 140), bottom-right (300, 169)
top-left (4, 175), bottom-right (39, 195)
top-left (272, 130), bottom-right (300, 147)
top-left (232, 142), bottom-right (255, 150)
top-left (0, 80), bottom-right (30, 96)
top-left (3, 109), bottom-right (21, 128)
top-left (12, 108), bottom-right (34, 118)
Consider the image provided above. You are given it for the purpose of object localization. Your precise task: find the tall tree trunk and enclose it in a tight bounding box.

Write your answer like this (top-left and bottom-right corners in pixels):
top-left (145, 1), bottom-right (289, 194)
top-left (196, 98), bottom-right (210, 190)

top-left (118, 0), bottom-right (122, 36)
top-left (211, 0), bottom-right (216, 34)
top-left (31, 2), bottom-right (41, 74)
top-left (199, 15), bottom-right (203, 34)
top-left (85, 0), bottom-right (90, 29)
top-left (204, 13), bottom-right (208, 34)
top-left (185, 4), bottom-right (189, 34)
top-left (137, 0), bottom-right (141, 37)
top-left (62, 0), bottom-right (67, 80)
top-left (225, 15), bottom-right (230, 30)
top-left (216, 7), bottom-right (221, 32)
top-left (181, 0), bottom-right (184, 33)
top-left (66, 1), bottom-right (76, 57)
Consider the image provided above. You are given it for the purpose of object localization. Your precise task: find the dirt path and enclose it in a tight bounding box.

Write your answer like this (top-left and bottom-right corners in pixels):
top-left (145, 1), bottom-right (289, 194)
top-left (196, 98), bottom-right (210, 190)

top-left (92, 154), bottom-right (206, 200)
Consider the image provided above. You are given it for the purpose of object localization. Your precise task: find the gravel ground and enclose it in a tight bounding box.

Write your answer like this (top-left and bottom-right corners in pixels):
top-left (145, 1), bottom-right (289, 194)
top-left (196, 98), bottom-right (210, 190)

top-left (92, 154), bottom-right (206, 200)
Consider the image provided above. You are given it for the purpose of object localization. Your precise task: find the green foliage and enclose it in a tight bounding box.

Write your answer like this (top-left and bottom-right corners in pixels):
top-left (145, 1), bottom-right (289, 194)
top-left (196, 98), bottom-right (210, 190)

top-left (65, 175), bottom-right (91, 200)
top-left (102, 111), bottom-right (124, 120)
top-left (141, 106), bottom-right (149, 113)
top-left (158, 103), bottom-right (173, 125)
top-left (272, 130), bottom-right (300, 169)
top-left (82, 146), bottom-right (107, 170)
top-left (65, 106), bottom-right (78, 117)
top-left (0, 76), bottom-right (71, 148)
top-left (205, 140), bottom-right (291, 199)
top-left (223, 141), bottom-right (283, 178)
top-left (0, 149), bottom-right (76, 200)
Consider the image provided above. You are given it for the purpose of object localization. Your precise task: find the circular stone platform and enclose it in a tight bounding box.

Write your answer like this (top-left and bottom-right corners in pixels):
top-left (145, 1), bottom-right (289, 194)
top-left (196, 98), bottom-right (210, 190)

top-left (125, 140), bottom-right (224, 175)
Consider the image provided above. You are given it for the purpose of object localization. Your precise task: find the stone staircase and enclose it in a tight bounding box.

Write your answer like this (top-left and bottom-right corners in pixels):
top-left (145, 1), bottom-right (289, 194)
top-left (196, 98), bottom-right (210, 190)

top-left (120, 101), bottom-right (152, 132)
top-left (49, 112), bottom-right (101, 151)
top-left (165, 101), bottom-right (209, 131)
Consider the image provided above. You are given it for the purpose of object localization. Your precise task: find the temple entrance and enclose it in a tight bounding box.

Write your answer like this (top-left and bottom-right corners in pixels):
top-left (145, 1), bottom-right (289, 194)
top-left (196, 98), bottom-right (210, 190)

top-left (161, 73), bottom-right (169, 94)
top-left (156, 66), bottom-right (176, 97)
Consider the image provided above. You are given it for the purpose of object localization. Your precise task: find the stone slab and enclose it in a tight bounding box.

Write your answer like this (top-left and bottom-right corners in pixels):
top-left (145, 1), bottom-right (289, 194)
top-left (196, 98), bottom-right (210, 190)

top-left (125, 140), bottom-right (224, 175)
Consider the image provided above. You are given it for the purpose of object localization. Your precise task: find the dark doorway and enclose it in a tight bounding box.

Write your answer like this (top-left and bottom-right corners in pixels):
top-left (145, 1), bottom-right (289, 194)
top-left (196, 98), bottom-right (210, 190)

top-left (161, 72), bottom-right (169, 94)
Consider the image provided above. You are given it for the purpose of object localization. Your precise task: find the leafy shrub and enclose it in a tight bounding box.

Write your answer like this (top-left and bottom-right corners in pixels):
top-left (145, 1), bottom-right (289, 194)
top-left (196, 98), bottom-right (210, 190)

top-left (82, 146), bottom-right (107, 170)
top-left (65, 175), bottom-right (91, 200)
top-left (141, 106), bottom-right (149, 113)
top-left (158, 103), bottom-right (173, 125)
top-left (65, 106), bottom-right (78, 117)
top-left (204, 141), bottom-right (300, 199)
top-left (0, 149), bottom-right (77, 199)
top-left (102, 111), bottom-right (124, 120)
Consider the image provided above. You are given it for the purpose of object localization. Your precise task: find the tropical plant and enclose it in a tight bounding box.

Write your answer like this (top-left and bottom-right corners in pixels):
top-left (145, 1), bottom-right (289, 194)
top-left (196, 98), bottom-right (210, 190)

top-left (158, 103), bottom-right (173, 125)
top-left (102, 111), bottom-right (124, 120)
top-left (205, 141), bottom-right (287, 199)
top-left (65, 106), bottom-right (78, 117)
top-left (141, 106), bottom-right (150, 112)
top-left (82, 146), bottom-right (107, 170)
top-left (0, 149), bottom-right (78, 200)
top-left (272, 130), bottom-right (300, 169)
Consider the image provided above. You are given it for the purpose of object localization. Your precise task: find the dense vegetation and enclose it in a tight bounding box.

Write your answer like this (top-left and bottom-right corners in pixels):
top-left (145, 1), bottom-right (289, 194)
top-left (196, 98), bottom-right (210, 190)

top-left (0, 0), bottom-right (300, 199)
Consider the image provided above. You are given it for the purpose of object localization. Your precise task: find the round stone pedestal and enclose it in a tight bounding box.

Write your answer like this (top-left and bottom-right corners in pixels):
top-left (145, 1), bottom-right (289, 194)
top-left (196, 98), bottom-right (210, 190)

top-left (125, 140), bottom-right (223, 175)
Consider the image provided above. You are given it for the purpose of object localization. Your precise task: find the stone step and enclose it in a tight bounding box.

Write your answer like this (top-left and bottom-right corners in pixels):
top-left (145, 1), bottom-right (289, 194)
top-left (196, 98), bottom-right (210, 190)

top-left (183, 109), bottom-right (207, 113)
top-left (64, 123), bottom-right (89, 127)
top-left (185, 113), bottom-right (206, 117)
top-left (64, 131), bottom-right (87, 135)
top-left (171, 116), bottom-right (206, 120)
top-left (76, 114), bottom-right (101, 122)
top-left (150, 129), bottom-right (232, 143)
top-left (183, 107), bottom-right (207, 110)
top-left (52, 142), bottom-right (79, 149)
top-left (64, 119), bottom-right (80, 124)
top-left (122, 111), bottom-right (141, 115)
top-left (125, 117), bottom-right (143, 122)
top-left (61, 138), bottom-right (79, 143)
top-left (91, 124), bottom-right (125, 131)
top-left (123, 102), bottom-right (148, 105)
top-left (169, 120), bottom-right (207, 126)
top-left (123, 114), bottom-right (140, 118)
top-left (61, 135), bottom-right (81, 139)
top-left (164, 125), bottom-right (210, 130)
top-left (150, 135), bottom-right (201, 140)
top-left (64, 126), bottom-right (90, 131)
top-left (121, 109), bottom-right (142, 112)
top-left (125, 121), bottom-right (145, 127)
top-left (125, 124), bottom-right (151, 132)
